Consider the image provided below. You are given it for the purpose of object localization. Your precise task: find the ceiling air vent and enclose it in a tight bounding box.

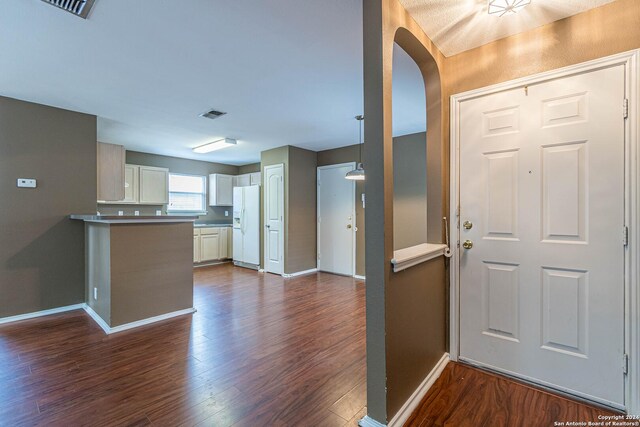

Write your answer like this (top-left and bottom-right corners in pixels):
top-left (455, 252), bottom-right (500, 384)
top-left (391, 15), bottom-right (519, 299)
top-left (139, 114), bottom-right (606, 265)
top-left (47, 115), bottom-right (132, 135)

top-left (200, 109), bottom-right (227, 120)
top-left (41, 0), bottom-right (96, 19)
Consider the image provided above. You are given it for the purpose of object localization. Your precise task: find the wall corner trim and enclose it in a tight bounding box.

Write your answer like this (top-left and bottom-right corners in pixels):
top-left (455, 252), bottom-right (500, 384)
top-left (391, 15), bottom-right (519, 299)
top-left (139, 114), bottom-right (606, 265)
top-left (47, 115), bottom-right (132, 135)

top-left (282, 268), bottom-right (318, 278)
top-left (84, 306), bottom-right (196, 335)
top-left (358, 415), bottom-right (388, 427)
top-left (388, 353), bottom-right (450, 427)
top-left (0, 303), bottom-right (86, 325)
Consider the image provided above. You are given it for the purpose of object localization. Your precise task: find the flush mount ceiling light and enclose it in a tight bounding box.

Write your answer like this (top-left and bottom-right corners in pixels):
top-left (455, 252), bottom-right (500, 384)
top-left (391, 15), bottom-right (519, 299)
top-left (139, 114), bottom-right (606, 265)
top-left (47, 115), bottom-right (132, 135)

top-left (345, 115), bottom-right (365, 181)
top-left (488, 0), bottom-right (531, 16)
top-left (193, 138), bottom-right (237, 154)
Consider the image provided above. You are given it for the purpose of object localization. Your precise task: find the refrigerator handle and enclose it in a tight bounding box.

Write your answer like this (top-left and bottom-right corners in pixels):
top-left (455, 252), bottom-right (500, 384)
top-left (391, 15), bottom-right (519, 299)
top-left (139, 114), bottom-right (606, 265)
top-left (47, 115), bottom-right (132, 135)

top-left (241, 207), bottom-right (246, 234)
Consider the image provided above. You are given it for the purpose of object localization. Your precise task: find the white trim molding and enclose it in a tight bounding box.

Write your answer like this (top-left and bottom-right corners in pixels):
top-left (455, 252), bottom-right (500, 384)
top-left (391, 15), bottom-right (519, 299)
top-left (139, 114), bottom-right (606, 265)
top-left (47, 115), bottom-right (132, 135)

top-left (84, 306), bottom-right (196, 335)
top-left (0, 303), bottom-right (85, 325)
top-left (388, 353), bottom-right (449, 427)
top-left (358, 415), bottom-right (387, 427)
top-left (354, 274), bottom-right (366, 280)
top-left (391, 243), bottom-right (447, 273)
top-left (282, 268), bottom-right (318, 278)
top-left (450, 49), bottom-right (640, 414)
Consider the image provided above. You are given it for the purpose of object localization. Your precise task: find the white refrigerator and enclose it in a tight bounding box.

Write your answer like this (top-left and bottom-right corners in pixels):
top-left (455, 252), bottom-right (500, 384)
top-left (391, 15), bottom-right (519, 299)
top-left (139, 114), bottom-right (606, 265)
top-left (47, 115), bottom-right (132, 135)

top-left (233, 186), bottom-right (260, 268)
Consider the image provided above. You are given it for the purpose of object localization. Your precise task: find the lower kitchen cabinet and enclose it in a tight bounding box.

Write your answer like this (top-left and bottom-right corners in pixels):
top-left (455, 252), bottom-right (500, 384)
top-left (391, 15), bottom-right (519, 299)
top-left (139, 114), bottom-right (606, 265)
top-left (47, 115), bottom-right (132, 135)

top-left (193, 227), bottom-right (232, 264)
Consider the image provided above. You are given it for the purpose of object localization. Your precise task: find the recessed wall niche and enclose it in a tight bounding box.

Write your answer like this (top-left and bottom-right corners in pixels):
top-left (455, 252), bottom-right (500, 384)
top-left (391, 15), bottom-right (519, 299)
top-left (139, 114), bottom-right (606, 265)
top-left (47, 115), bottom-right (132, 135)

top-left (392, 42), bottom-right (428, 251)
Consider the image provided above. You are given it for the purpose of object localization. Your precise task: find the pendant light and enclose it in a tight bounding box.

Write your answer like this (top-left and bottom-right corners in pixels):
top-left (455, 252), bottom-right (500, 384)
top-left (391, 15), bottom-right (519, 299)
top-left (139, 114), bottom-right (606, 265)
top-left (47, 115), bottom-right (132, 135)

top-left (345, 115), bottom-right (365, 181)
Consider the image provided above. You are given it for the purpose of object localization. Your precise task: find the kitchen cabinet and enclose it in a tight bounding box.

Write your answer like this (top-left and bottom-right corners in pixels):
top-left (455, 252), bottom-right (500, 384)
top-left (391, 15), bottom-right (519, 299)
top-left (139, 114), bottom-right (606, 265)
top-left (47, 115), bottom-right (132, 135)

top-left (122, 164), bottom-right (139, 204)
top-left (234, 174), bottom-right (251, 187)
top-left (139, 166), bottom-right (169, 205)
top-left (209, 174), bottom-right (234, 206)
top-left (250, 172), bottom-right (261, 186)
top-left (97, 142), bottom-right (125, 202)
top-left (193, 233), bottom-right (201, 263)
top-left (193, 227), bottom-right (232, 264)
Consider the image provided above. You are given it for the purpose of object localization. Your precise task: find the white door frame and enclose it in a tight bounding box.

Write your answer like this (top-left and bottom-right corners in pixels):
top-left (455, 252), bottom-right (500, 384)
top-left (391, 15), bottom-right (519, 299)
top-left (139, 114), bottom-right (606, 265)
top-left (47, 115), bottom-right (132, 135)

top-left (263, 163), bottom-right (285, 275)
top-left (449, 50), bottom-right (640, 413)
top-left (317, 162), bottom-right (357, 277)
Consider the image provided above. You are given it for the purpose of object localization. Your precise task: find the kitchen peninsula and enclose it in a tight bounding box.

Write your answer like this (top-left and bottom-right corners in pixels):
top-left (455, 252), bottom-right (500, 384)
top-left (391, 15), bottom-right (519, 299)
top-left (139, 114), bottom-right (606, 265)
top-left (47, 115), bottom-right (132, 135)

top-left (71, 215), bottom-right (197, 333)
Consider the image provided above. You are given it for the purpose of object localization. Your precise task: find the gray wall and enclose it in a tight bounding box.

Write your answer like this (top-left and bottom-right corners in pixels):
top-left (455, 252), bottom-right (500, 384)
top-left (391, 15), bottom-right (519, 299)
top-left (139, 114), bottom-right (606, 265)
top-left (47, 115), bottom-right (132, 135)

top-left (317, 144), bottom-right (366, 277)
top-left (99, 151), bottom-right (239, 224)
top-left (0, 96), bottom-right (97, 318)
top-left (286, 147), bottom-right (317, 274)
top-left (238, 163), bottom-right (260, 174)
top-left (393, 132), bottom-right (427, 250)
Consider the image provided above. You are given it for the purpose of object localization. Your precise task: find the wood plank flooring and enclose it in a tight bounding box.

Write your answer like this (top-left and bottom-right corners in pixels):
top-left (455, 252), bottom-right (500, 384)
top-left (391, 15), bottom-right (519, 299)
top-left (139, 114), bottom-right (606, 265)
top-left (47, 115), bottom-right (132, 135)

top-left (404, 362), bottom-right (619, 427)
top-left (0, 264), bottom-right (366, 426)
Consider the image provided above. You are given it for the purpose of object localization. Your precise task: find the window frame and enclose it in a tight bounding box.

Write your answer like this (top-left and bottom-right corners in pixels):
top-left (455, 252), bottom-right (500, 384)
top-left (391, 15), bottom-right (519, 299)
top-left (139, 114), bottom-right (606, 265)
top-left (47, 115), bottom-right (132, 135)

top-left (166, 172), bottom-right (208, 215)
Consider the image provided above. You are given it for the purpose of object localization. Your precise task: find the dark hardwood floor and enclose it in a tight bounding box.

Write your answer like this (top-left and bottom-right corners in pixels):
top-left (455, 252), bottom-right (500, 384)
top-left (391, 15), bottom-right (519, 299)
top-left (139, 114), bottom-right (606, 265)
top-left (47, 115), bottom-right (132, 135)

top-left (404, 362), bottom-right (619, 427)
top-left (0, 264), bottom-right (366, 426)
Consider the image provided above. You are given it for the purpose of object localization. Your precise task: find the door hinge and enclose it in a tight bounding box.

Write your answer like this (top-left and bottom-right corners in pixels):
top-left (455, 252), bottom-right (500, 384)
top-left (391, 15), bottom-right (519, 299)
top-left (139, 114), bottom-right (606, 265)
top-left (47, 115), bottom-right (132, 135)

top-left (623, 226), bottom-right (629, 247)
top-left (624, 98), bottom-right (629, 119)
top-left (623, 354), bottom-right (629, 375)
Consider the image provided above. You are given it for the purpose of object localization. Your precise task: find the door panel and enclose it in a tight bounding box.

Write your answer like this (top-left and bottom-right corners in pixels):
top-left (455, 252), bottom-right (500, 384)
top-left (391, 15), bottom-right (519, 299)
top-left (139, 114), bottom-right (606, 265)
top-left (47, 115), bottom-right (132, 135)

top-left (264, 164), bottom-right (284, 274)
top-left (459, 65), bottom-right (625, 407)
top-left (317, 164), bottom-right (355, 276)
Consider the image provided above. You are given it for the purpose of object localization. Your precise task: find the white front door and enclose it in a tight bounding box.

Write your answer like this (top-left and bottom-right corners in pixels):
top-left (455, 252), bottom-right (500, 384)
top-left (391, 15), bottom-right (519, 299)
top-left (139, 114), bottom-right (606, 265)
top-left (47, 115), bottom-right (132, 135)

top-left (317, 163), bottom-right (356, 276)
top-left (264, 164), bottom-right (284, 275)
top-left (459, 65), bottom-right (626, 408)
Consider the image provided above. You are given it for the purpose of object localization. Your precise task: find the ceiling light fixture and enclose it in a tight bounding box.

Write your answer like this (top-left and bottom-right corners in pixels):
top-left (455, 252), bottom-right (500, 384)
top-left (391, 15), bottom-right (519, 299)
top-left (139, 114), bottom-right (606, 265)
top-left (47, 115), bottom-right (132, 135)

top-left (345, 115), bottom-right (365, 181)
top-left (488, 0), bottom-right (531, 16)
top-left (193, 138), bottom-right (237, 154)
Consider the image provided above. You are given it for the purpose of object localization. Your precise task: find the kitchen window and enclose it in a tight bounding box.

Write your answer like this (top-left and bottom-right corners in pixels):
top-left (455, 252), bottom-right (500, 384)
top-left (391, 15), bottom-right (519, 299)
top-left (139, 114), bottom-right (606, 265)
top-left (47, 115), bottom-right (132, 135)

top-left (168, 173), bottom-right (207, 214)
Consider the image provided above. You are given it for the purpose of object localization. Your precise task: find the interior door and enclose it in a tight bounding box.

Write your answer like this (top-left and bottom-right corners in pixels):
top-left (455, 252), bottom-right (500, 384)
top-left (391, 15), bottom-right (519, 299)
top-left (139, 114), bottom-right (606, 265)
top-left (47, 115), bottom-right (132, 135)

top-left (317, 163), bottom-right (355, 276)
top-left (264, 164), bottom-right (284, 275)
top-left (459, 65), bottom-right (626, 408)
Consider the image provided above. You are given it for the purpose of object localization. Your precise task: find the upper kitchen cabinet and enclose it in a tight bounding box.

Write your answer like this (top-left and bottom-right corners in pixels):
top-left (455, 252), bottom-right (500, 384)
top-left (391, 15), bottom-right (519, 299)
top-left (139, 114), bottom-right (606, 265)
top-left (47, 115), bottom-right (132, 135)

top-left (139, 165), bottom-right (169, 204)
top-left (209, 174), bottom-right (233, 206)
top-left (234, 174), bottom-right (251, 188)
top-left (122, 164), bottom-right (139, 203)
top-left (250, 172), bottom-right (261, 186)
top-left (97, 142), bottom-right (125, 202)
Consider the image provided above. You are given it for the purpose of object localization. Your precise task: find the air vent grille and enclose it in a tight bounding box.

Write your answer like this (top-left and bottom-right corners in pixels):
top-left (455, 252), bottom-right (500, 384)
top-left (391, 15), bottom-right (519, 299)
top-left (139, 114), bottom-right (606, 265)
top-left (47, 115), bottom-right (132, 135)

top-left (200, 109), bottom-right (227, 120)
top-left (41, 0), bottom-right (96, 19)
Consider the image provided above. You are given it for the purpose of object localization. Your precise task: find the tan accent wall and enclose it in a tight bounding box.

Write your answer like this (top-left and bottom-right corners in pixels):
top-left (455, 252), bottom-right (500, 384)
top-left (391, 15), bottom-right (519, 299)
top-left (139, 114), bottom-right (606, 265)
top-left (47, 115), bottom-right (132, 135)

top-left (0, 96), bottom-right (97, 319)
top-left (317, 144), bottom-right (366, 277)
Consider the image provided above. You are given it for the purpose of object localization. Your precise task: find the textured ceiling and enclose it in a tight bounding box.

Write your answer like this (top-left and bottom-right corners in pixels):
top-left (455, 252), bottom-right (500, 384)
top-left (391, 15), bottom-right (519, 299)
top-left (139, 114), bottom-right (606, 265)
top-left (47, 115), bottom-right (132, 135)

top-left (398, 0), bottom-right (618, 56)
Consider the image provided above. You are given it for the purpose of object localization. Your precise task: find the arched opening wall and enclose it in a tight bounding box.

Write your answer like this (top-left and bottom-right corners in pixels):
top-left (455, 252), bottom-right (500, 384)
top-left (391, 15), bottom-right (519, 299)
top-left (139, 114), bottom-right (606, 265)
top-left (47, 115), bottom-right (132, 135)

top-left (362, 0), bottom-right (448, 423)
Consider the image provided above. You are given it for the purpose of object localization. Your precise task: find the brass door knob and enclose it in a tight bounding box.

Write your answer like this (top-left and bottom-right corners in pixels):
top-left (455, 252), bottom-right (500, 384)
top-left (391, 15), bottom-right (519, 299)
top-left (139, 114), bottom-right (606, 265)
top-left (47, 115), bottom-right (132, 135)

top-left (463, 221), bottom-right (473, 230)
top-left (462, 240), bottom-right (473, 249)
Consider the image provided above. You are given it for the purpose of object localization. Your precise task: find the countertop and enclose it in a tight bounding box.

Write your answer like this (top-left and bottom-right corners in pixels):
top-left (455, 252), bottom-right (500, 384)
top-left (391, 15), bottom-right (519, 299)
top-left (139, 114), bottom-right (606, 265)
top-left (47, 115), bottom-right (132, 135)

top-left (193, 223), bottom-right (233, 228)
top-left (70, 215), bottom-right (198, 224)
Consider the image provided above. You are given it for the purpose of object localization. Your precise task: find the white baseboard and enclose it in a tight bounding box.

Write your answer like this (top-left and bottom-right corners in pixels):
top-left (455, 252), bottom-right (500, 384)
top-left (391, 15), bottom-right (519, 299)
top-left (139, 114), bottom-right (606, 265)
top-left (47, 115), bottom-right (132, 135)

top-left (388, 353), bottom-right (450, 427)
top-left (84, 305), bottom-right (196, 334)
top-left (0, 303), bottom-right (85, 325)
top-left (359, 415), bottom-right (387, 427)
top-left (354, 274), bottom-right (366, 280)
top-left (282, 268), bottom-right (318, 278)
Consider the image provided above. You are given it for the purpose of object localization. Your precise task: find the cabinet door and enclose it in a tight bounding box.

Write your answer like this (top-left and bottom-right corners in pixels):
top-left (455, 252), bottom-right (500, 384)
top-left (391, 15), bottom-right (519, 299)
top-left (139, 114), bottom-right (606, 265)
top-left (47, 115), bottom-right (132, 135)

top-left (200, 234), bottom-right (220, 261)
top-left (227, 227), bottom-right (233, 258)
top-left (122, 165), bottom-right (139, 203)
top-left (209, 174), bottom-right (234, 206)
top-left (218, 228), bottom-right (228, 259)
top-left (250, 172), bottom-right (261, 186)
top-left (236, 174), bottom-right (251, 187)
top-left (97, 142), bottom-right (125, 202)
top-left (193, 235), bottom-right (201, 263)
top-left (139, 166), bottom-right (169, 204)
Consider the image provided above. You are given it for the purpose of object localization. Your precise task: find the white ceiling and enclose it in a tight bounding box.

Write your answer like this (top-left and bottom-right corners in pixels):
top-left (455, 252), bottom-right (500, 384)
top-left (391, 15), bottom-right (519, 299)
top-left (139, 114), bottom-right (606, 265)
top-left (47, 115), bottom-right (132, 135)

top-left (0, 0), bottom-right (425, 165)
top-left (398, 0), bottom-right (618, 56)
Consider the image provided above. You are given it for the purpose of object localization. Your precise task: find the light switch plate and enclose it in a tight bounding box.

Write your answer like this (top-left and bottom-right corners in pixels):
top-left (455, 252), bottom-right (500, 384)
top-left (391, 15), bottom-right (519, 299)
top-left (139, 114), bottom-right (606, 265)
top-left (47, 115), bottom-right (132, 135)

top-left (134, 211), bottom-right (140, 216)
top-left (156, 210), bottom-right (162, 216)
top-left (225, 210), bottom-right (229, 217)
top-left (118, 211), bottom-right (124, 216)
top-left (17, 178), bottom-right (36, 188)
